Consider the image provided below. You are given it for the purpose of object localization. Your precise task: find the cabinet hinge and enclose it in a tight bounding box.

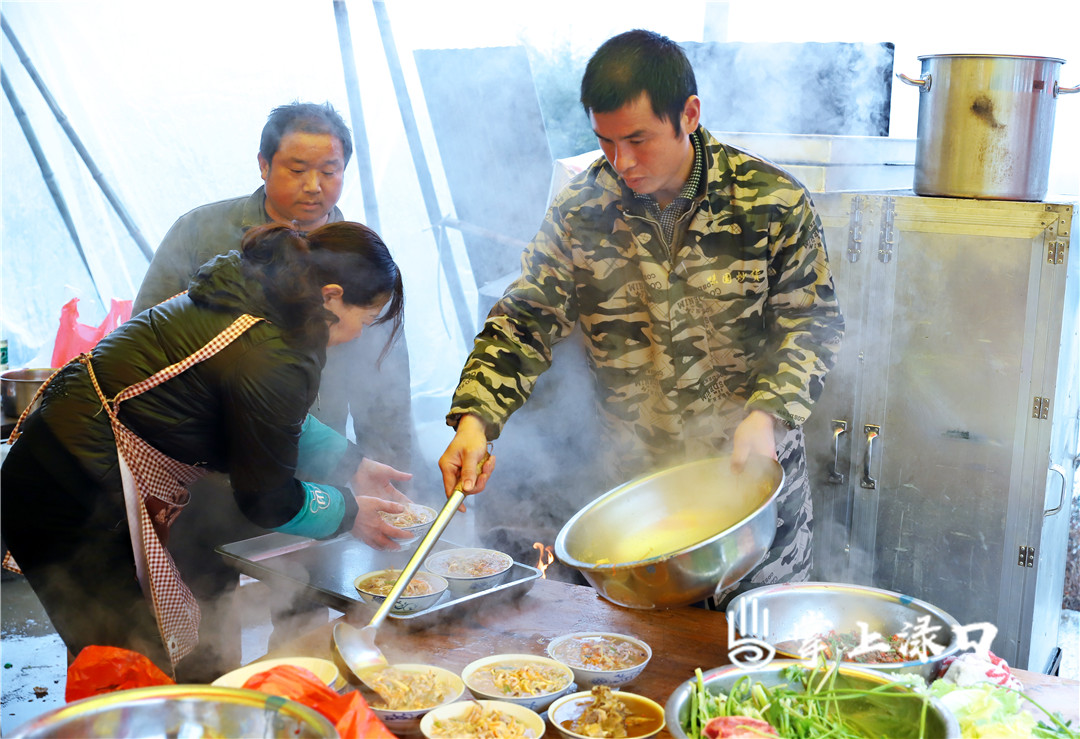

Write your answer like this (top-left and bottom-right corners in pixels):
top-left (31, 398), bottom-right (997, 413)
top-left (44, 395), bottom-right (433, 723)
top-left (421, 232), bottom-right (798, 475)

top-left (847, 194), bottom-right (864, 263)
top-left (878, 196), bottom-right (896, 263)
top-left (1047, 241), bottom-right (1066, 265)
top-left (1032, 396), bottom-right (1050, 419)
top-left (1018, 545), bottom-right (1035, 567)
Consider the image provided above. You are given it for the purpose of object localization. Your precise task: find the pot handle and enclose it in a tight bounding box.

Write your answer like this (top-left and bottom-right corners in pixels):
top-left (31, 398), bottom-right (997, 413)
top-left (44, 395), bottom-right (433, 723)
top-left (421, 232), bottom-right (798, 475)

top-left (1055, 82), bottom-right (1080, 97)
top-left (897, 72), bottom-right (932, 92)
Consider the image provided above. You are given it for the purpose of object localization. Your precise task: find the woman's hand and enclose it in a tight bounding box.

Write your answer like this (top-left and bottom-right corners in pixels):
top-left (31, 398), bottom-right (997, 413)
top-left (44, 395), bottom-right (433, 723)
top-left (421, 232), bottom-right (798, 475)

top-left (731, 410), bottom-right (780, 472)
top-left (438, 413), bottom-right (495, 511)
top-left (350, 496), bottom-right (415, 551)
top-left (349, 457), bottom-right (412, 503)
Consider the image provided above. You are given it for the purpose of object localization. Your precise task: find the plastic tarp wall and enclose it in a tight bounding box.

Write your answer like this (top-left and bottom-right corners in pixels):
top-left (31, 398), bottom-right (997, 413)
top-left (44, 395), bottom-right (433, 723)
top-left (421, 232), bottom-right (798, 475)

top-left (3, 0), bottom-right (1078, 473)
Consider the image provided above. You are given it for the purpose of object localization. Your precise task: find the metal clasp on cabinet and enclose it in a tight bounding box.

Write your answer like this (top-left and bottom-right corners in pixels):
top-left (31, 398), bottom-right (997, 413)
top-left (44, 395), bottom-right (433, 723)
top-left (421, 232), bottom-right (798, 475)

top-left (861, 424), bottom-right (881, 489)
top-left (847, 194), bottom-right (864, 263)
top-left (829, 420), bottom-right (848, 484)
top-left (878, 196), bottom-right (896, 263)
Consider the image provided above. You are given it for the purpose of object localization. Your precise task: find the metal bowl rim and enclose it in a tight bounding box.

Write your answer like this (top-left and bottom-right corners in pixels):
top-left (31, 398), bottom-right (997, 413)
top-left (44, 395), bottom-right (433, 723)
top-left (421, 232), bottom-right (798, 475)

top-left (11, 684), bottom-right (337, 736)
top-left (554, 455), bottom-right (784, 571)
top-left (728, 580), bottom-right (964, 665)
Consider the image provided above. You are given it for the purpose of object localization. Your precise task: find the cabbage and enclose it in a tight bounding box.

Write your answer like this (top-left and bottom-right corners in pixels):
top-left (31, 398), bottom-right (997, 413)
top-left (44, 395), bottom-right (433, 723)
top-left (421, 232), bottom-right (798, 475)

top-left (928, 681), bottom-right (1079, 738)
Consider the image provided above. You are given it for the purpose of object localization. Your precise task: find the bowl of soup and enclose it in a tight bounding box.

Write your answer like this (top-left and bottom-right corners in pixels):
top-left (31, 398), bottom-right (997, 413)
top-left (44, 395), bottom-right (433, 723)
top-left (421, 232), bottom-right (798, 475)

top-left (379, 503), bottom-right (437, 551)
top-left (461, 653), bottom-right (574, 712)
top-left (547, 632), bottom-right (652, 688)
top-left (354, 569), bottom-right (447, 614)
top-left (549, 686), bottom-right (665, 739)
top-left (363, 664), bottom-right (465, 735)
top-left (420, 699), bottom-right (544, 738)
top-left (423, 547), bottom-right (514, 597)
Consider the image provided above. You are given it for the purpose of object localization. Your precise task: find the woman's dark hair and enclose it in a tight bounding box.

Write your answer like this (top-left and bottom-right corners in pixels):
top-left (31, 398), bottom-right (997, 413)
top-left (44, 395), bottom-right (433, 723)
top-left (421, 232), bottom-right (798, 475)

top-left (240, 222), bottom-right (404, 363)
top-left (580, 29), bottom-right (697, 133)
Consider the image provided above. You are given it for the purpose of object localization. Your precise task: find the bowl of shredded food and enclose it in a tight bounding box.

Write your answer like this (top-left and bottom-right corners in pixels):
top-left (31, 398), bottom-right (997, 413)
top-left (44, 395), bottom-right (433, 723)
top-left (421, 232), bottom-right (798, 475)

top-left (728, 582), bottom-right (962, 680)
top-left (420, 699), bottom-right (544, 738)
top-left (549, 686), bottom-right (666, 739)
top-left (665, 660), bottom-right (960, 739)
top-left (462, 653), bottom-right (575, 712)
top-left (423, 547), bottom-right (514, 597)
top-left (379, 503), bottom-right (437, 551)
top-left (354, 569), bottom-right (448, 614)
top-left (547, 631), bottom-right (652, 688)
top-left (362, 664), bottom-right (465, 734)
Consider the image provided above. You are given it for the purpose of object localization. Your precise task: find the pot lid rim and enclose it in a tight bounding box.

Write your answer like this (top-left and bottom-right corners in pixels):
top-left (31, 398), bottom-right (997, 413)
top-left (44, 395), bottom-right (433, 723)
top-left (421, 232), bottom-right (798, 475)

top-left (917, 53), bottom-right (1065, 64)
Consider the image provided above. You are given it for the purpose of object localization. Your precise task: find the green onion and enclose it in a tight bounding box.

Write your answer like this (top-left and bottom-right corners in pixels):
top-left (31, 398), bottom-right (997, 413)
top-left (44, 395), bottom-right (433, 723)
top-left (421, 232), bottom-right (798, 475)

top-left (683, 660), bottom-right (935, 739)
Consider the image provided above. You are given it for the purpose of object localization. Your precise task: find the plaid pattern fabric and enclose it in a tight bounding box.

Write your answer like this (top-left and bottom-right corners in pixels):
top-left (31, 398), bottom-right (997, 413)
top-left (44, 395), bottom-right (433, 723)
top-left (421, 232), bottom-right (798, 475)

top-left (634, 128), bottom-right (705, 248)
top-left (5, 313), bottom-right (263, 669)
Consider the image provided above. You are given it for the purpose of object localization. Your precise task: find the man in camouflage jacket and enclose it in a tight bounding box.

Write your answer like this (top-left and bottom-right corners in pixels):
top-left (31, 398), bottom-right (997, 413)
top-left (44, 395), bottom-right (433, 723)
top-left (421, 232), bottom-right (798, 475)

top-left (440, 29), bottom-right (843, 596)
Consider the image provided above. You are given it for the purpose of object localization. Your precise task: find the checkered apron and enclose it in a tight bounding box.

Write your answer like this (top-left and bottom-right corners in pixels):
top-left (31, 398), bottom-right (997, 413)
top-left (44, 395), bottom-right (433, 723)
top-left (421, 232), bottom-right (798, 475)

top-left (4, 313), bottom-right (264, 671)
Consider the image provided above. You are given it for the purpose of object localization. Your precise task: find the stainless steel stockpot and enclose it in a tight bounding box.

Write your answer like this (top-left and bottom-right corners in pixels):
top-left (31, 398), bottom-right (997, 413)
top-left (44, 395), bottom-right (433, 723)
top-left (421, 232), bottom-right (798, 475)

top-left (898, 54), bottom-right (1078, 200)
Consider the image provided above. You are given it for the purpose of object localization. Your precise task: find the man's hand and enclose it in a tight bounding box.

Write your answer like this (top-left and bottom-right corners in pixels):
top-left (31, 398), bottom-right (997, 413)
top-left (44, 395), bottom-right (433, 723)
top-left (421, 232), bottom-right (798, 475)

top-left (437, 414), bottom-right (495, 511)
top-left (349, 457), bottom-right (413, 503)
top-left (731, 410), bottom-right (780, 472)
top-left (350, 496), bottom-right (415, 551)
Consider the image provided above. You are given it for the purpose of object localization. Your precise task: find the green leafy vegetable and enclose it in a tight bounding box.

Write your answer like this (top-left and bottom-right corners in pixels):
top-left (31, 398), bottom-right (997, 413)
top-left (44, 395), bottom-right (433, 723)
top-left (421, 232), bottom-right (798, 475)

top-left (684, 660), bottom-right (935, 738)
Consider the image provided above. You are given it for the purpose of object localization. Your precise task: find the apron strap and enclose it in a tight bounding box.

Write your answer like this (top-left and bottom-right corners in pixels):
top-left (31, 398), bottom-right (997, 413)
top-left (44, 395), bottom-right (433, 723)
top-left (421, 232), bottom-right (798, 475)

top-left (113, 313), bottom-right (265, 408)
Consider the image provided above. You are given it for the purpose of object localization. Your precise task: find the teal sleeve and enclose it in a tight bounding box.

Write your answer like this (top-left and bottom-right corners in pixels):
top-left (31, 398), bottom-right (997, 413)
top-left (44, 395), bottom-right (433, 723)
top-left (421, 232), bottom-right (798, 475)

top-left (297, 414), bottom-right (350, 480)
top-left (271, 482), bottom-right (346, 539)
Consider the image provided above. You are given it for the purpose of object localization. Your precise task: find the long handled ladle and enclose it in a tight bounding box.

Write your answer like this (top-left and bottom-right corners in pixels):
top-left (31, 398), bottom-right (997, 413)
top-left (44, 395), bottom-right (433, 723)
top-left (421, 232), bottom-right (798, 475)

top-left (333, 455), bottom-right (486, 687)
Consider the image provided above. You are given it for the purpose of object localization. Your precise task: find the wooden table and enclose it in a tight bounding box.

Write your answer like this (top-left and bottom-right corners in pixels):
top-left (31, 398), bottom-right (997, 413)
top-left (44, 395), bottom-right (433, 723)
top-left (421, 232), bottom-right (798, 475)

top-left (270, 578), bottom-right (1080, 738)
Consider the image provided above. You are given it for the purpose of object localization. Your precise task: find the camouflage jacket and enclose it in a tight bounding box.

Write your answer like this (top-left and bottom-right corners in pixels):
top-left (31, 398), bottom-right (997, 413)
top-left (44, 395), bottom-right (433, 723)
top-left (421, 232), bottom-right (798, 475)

top-left (449, 126), bottom-right (844, 469)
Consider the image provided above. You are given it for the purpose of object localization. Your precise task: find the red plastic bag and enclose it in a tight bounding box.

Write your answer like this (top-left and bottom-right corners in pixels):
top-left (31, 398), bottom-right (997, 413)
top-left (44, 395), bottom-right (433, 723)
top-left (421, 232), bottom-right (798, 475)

top-left (65, 645), bottom-right (175, 702)
top-left (51, 297), bottom-right (132, 367)
top-left (242, 664), bottom-right (396, 739)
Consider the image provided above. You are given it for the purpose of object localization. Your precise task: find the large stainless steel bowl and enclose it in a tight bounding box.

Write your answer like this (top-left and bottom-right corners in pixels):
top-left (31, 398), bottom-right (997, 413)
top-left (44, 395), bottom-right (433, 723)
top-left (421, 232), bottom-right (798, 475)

top-left (728, 582), bottom-right (962, 680)
top-left (554, 454), bottom-right (784, 609)
top-left (6, 684), bottom-right (338, 738)
top-left (665, 661), bottom-right (960, 738)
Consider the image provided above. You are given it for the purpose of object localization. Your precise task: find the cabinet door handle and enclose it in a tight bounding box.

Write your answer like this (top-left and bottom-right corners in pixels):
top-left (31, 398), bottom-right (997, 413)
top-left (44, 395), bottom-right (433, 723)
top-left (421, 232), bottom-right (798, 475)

top-left (861, 425), bottom-right (881, 489)
top-left (829, 420), bottom-right (848, 484)
top-left (1045, 464), bottom-right (1067, 516)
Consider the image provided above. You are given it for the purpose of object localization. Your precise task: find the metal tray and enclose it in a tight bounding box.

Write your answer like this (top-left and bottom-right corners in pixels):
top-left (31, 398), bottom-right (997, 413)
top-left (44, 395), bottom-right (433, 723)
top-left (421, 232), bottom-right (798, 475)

top-left (216, 532), bottom-right (541, 628)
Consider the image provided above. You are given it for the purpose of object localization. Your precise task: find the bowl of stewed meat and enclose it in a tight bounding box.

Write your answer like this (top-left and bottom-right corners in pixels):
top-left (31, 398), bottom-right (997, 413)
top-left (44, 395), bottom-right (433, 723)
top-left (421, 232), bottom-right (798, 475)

top-left (423, 547), bottom-right (514, 597)
top-left (547, 631), bottom-right (652, 688)
top-left (354, 569), bottom-right (448, 614)
top-left (549, 686), bottom-right (666, 739)
top-left (461, 653), bottom-right (575, 713)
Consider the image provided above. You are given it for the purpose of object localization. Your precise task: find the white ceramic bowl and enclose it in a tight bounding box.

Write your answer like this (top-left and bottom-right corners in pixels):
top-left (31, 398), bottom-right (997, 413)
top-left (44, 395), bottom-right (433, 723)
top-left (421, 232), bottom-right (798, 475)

top-left (364, 664), bottom-right (465, 735)
top-left (461, 653), bottom-right (575, 712)
top-left (420, 699), bottom-right (545, 738)
top-left (354, 569), bottom-right (448, 614)
top-left (547, 632), bottom-right (652, 689)
top-left (211, 657), bottom-right (345, 692)
top-left (548, 689), bottom-right (666, 739)
top-left (380, 503), bottom-right (437, 552)
top-left (423, 547), bottom-right (514, 597)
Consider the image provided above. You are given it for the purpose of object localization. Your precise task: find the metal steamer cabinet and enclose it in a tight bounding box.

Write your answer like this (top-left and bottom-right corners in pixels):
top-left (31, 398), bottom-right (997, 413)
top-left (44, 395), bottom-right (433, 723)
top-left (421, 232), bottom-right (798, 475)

top-left (805, 191), bottom-right (1078, 673)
